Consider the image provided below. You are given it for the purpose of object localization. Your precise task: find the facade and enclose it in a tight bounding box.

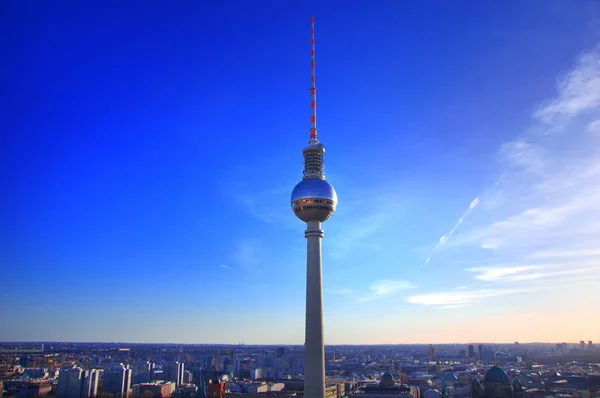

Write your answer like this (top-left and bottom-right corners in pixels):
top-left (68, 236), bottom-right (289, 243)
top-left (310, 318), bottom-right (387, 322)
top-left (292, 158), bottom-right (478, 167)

top-left (172, 384), bottom-right (199, 398)
top-left (350, 373), bottom-right (420, 398)
top-left (290, 17), bottom-right (338, 398)
top-left (132, 381), bottom-right (176, 397)
top-left (2, 380), bottom-right (52, 397)
top-left (23, 368), bottom-right (49, 378)
top-left (133, 361), bottom-right (155, 385)
top-left (84, 370), bottom-right (100, 398)
top-left (472, 366), bottom-right (521, 398)
top-left (56, 366), bottom-right (99, 398)
top-left (103, 364), bottom-right (132, 398)
top-left (164, 362), bottom-right (185, 387)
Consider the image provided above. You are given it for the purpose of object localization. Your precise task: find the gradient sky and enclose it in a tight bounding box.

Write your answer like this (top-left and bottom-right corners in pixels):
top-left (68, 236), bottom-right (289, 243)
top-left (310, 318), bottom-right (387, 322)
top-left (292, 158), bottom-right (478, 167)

top-left (2, 1), bottom-right (600, 345)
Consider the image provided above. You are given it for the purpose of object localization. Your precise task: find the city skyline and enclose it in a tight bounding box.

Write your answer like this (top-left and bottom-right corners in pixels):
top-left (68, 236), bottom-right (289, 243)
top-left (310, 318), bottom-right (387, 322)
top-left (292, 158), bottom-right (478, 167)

top-left (3, 1), bottom-right (600, 344)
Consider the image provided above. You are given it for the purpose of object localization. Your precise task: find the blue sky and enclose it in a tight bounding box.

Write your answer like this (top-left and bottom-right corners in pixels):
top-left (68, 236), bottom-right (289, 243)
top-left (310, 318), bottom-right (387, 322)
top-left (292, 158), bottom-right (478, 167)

top-left (2, 1), bottom-right (600, 344)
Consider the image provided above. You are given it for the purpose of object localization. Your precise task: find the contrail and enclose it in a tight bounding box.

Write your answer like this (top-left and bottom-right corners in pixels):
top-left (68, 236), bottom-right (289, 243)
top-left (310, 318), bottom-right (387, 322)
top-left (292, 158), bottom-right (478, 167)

top-left (424, 197), bottom-right (480, 265)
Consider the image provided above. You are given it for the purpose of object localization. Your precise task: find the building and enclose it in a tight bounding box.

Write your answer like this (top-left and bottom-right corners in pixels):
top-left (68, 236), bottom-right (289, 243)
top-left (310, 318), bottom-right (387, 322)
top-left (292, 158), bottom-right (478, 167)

top-left (223, 357), bottom-right (240, 379)
top-left (56, 366), bottom-right (99, 398)
top-left (164, 362), bottom-right (185, 387)
top-left (349, 373), bottom-right (419, 398)
top-left (132, 381), bottom-right (176, 398)
top-left (103, 364), bottom-right (132, 398)
top-left (133, 361), bottom-right (155, 385)
top-left (23, 368), bottom-right (49, 378)
top-left (472, 365), bottom-right (523, 398)
top-left (83, 370), bottom-right (100, 398)
top-left (478, 345), bottom-right (484, 361)
top-left (2, 380), bottom-right (52, 397)
top-left (468, 345), bottom-right (475, 358)
top-left (290, 17), bottom-right (338, 398)
top-left (172, 384), bottom-right (199, 398)
top-left (208, 379), bottom-right (226, 398)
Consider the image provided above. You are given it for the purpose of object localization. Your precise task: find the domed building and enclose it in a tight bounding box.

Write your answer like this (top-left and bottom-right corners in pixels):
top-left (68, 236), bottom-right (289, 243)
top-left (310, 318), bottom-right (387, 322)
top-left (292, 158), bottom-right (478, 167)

top-left (423, 389), bottom-right (441, 398)
top-left (380, 372), bottom-right (396, 388)
top-left (472, 365), bottom-right (519, 398)
top-left (349, 373), bottom-right (420, 398)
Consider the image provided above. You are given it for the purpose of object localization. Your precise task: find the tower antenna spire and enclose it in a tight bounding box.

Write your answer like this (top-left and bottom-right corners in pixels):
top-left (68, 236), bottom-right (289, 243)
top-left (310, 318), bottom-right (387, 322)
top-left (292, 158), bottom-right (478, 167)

top-left (309, 16), bottom-right (318, 144)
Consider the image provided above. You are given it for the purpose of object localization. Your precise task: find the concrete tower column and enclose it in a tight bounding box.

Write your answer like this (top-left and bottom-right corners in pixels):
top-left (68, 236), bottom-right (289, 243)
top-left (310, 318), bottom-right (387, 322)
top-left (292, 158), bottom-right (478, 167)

top-left (304, 219), bottom-right (325, 398)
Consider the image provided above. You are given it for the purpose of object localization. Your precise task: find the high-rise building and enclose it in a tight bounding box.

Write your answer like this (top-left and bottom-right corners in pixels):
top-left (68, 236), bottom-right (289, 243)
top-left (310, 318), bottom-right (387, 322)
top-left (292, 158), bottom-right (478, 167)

top-left (468, 345), bottom-right (475, 358)
top-left (57, 366), bottom-right (83, 398)
top-left (83, 370), bottom-right (100, 398)
top-left (163, 362), bottom-right (184, 387)
top-left (478, 344), bottom-right (484, 361)
top-left (290, 17), bottom-right (338, 398)
top-left (132, 361), bottom-right (154, 385)
top-left (428, 345), bottom-right (436, 358)
top-left (102, 364), bottom-right (132, 398)
top-left (56, 366), bottom-right (99, 398)
top-left (224, 356), bottom-right (240, 379)
top-left (580, 341), bottom-right (585, 351)
top-left (276, 347), bottom-right (286, 358)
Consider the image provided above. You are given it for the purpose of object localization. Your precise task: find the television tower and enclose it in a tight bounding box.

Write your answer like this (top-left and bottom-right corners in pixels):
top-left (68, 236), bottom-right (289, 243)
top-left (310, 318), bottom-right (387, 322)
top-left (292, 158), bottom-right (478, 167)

top-left (290, 16), bottom-right (338, 398)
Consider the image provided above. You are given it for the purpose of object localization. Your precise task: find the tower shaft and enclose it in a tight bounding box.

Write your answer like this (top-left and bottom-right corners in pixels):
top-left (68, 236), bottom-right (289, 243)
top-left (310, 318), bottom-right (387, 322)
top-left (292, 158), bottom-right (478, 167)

top-left (304, 220), bottom-right (325, 398)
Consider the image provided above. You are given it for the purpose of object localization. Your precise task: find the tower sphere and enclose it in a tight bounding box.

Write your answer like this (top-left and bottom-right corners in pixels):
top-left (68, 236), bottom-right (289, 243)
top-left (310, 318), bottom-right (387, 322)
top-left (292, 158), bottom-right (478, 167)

top-left (291, 178), bottom-right (337, 222)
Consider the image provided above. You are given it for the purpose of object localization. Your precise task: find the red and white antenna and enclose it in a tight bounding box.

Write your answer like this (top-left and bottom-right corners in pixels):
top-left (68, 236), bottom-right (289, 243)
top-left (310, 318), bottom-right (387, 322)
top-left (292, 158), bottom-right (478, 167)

top-left (309, 16), bottom-right (318, 144)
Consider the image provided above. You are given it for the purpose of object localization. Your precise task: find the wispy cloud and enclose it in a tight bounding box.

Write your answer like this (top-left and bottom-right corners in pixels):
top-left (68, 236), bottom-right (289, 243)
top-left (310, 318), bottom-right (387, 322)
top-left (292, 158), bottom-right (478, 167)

top-left (424, 196), bottom-right (479, 264)
top-left (466, 266), bottom-right (542, 281)
top-left (232, 240), bottom-right (263, 272)
top-left (466, 265), bottom-right (594, 283)
top-left (327, 184), bottom-right (407, 257)
top-left (359, 280), bottom-right (414, 302)
top-left (220, 264), bottom-right (233, 270)
top-left (534, 45), bottom-right (600, 128)
top-left (498, 140), bottom-right (545, 173)
top-left (527, 248), bottom-right (600, 259)
top-left (406, 288), bottom-right (524, 308)
top-left (414, 44), bottom-right (600, 312)
top-left (588, 119), bottom-right (600, 134)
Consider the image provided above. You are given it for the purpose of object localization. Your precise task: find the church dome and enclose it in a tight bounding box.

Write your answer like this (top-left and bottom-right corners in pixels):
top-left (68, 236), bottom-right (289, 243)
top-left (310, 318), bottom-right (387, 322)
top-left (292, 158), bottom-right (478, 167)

top-left (424, 389), bottom-right (441, 398)
top-left (483, 366), bottom-right (513, 398)
top-left (442, 373), bottom-right (459, 382)
top-left (380, 372), bottom-right (395, 387)
top-left (484, 366), bottom-right (510, 384)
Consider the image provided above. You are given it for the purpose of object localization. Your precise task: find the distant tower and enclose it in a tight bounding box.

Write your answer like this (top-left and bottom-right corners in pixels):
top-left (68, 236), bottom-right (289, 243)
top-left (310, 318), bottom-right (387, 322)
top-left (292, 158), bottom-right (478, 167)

top-left (290, 16), bottom-right (338, 398)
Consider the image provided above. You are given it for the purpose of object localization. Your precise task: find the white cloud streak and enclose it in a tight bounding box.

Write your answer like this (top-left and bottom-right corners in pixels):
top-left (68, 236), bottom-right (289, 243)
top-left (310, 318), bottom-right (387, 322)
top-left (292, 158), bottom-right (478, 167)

top-left (424, 196), bottom-right (479, 264)
top-left (406, 288), bottom-right (524, 308)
